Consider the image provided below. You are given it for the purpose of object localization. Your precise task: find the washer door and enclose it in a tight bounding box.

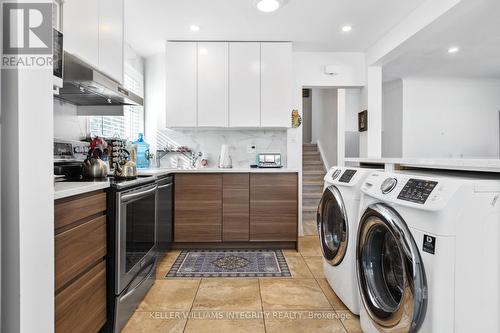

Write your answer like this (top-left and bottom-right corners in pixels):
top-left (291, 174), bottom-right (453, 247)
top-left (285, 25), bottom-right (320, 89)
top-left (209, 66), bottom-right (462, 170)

top-left (317, 185), bottom-right (348, 266)
top-left (357, 203), bottom-right (427, 333)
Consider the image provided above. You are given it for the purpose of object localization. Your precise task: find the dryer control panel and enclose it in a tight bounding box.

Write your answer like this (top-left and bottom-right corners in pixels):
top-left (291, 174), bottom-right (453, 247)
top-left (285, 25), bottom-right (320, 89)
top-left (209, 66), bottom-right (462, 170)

top-left (397, 179), bottom-right (438, 204)
top-left (339, 169), bottom-right (357, 183)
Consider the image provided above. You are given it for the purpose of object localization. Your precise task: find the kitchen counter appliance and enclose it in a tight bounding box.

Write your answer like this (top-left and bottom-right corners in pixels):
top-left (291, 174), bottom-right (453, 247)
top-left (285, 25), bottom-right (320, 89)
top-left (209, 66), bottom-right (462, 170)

top-left (257, 153), bottom-right (283, 168)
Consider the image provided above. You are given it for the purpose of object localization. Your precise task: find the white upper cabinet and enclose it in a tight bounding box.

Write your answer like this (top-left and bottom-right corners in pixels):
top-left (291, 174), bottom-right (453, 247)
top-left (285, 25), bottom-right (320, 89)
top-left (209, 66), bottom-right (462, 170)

top-left (261, 43), bottom-right (293, 127)
top-left (63, 0), bottom-right (100, 68)
top-left (165, 41), bottom-right (292, 128)
top-left (98, 0), bottom-right (124, 83)
top-left (63, 0), bottom-right (124, 83)
top-left (197, 42), bottom-right (229, 127)
top-left (166, 42), bottom-right (197, 127)
top-left (229, 43), bottom-right (261, 127)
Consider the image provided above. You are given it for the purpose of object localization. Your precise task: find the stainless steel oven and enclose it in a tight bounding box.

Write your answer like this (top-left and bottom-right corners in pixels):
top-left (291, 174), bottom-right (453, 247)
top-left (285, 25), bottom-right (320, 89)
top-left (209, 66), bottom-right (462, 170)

top-left (116, 182), bottom-right (158, 292)
top-left (107, 178), bottom-right (158, 332)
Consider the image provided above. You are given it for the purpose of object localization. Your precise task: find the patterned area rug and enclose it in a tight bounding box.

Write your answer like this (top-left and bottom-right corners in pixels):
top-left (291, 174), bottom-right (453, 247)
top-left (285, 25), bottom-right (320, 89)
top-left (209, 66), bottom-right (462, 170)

top-left (166, 249), bottom-right (291, 278)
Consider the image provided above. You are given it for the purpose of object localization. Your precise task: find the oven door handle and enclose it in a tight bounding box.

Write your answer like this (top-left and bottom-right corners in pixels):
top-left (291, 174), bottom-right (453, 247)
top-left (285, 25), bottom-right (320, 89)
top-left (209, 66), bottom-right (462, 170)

top-left (121, 185), bottom-right (157, 203)
top-left (120, 260), bottom-right (155, 302)
top-left (157, 183), bottom-right (173, 190)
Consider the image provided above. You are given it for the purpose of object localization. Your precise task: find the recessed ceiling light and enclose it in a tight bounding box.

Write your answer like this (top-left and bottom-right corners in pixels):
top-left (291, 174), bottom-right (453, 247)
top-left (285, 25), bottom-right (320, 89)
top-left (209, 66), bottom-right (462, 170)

top-left (342, 25), bottom-right (352, 32)
top-left (190, 25), bottom-right (200, 32)
top-left (448, 46), bottom-right (459, 54)
top-left (256, 0), bottom-right (281, 13)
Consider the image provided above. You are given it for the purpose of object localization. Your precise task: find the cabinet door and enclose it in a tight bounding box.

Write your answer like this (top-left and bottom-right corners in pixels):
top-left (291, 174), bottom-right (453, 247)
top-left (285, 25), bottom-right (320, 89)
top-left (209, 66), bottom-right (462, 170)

top-left (98, 0), bottom-right (124, 83)
top-left (223, 174), bottom-right (249, 241)
top-left (55, 261), bottom-right (106, 333)
top-left (250, 173), bottom-right (298, 241)
top-left (63, 0), bottom-right (100, 67)
top-left (260, 43), bottom-right (293, 127)
top-left (229, 43), bottom-right (261, 127)
top-left (174, 174), bottom-right (222, 242)
top-left (198, 42), bottom-right (229, 127)
top-left (166, 42), bottom-right (197, 127)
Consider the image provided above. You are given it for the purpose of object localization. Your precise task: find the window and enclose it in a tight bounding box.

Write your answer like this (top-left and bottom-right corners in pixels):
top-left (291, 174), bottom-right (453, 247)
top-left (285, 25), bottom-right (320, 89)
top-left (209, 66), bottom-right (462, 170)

top-left (88, 64), bottom-right (144, 141)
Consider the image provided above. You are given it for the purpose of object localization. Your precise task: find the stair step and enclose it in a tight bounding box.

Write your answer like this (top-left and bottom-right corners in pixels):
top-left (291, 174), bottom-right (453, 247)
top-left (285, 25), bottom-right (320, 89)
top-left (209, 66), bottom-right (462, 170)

top-left (303, 180), bottom-right (323, 186)
top-left (303, 175), bottom-right (325, 183)
top-left (303, 150), bottom-right (320, 155)
top-left (303, 166), bottom-right (326, 172)
top-left (303, 192), bottom-right (323, 199)
top-left (303, 170), bottom-right (326, 175)
top-left (303, 146), bottom-right (318, 152)
top-left (303, 205), bottom-right (319, 212)
top-left (303, 160), bottom-right (323, 165)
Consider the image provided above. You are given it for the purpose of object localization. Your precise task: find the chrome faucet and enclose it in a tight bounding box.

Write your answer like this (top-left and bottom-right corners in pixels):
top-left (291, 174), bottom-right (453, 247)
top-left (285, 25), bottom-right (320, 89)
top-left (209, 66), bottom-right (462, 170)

top-left (156, 149), bottom-right (169, 168)
top-left (156, 148), bottom-right (201, 169)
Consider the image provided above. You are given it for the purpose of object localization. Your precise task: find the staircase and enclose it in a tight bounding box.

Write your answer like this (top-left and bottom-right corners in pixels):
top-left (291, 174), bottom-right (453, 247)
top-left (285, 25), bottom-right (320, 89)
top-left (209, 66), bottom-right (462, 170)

top-left (302, 143), bottom-right (326, 236)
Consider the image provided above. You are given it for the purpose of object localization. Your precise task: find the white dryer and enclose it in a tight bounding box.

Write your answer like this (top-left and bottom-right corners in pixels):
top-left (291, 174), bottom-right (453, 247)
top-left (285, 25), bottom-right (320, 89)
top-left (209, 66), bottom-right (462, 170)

top-left (317, 166), bottom-right (380, 315)
top-left (356, 171), bottom-right (500, 333)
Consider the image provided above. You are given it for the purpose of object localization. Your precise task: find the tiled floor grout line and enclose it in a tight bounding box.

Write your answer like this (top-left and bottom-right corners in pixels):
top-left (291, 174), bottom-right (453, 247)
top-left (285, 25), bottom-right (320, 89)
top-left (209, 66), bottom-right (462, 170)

top-left (298, 241), bottom-right (351, 333)
top-left (181, 278), bottom-right (203, 333)
top-left (257, 278), bottom-right (267, 333)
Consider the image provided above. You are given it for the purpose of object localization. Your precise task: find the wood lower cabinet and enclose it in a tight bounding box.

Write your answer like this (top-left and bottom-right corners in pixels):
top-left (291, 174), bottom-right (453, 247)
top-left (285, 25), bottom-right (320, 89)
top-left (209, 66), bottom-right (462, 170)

top-left (173, 172), bottom-right (298, 245)
top-left (223, 174), bottom-right (250, 241)
top-left (55, 261), bottom-right (106, 333)
top-left (174, 174), bottom-right (223, 242)
top-left (54, 190), bottom-right (107, 333)
top-left (250, 173), bottom-right (298, 241)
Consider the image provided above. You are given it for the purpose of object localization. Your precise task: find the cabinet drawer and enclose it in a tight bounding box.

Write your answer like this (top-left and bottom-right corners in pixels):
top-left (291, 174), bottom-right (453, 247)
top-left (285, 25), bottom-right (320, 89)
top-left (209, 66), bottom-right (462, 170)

top-left (55, 215), bottom-right (106, 292)
top-left (55, 261), bottom-right (106, 333)
top-left (55, 191), bottom-right (106, 230)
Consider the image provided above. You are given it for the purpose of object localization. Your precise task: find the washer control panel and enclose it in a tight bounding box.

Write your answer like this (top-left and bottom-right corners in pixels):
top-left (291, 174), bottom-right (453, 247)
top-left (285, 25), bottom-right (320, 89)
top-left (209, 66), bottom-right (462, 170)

top-left (380, 177), bottom-right (398, 194)
top-left (338, 169), bottom-right (357, 183)
top-left (331, 169), bottom-right (342, 180)
top-left (397, 178), bottom-right (438, 204)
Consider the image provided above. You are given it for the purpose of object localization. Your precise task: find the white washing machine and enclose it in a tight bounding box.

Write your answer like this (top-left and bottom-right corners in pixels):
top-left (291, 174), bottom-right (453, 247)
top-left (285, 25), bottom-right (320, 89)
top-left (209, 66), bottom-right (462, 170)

top-left (356, 170), bottom-right (500, 333)
top-left (317, 166), bottom-right (380, 315)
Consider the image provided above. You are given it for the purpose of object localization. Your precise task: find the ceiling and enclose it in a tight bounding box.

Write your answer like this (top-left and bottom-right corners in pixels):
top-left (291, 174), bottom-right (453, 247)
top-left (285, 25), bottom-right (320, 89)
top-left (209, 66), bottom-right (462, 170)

top-left (383, 0), bottom-right (500, 80)
top-left (124, 0), bottom-right (425, 57)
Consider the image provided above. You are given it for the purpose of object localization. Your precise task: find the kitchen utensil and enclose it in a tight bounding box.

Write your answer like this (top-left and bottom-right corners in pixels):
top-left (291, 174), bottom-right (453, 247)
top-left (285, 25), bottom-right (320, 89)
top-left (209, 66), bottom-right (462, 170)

top-left (82, 157), bottom-right (108, 178)
top-left (114, 160), bottom-right (137, 179)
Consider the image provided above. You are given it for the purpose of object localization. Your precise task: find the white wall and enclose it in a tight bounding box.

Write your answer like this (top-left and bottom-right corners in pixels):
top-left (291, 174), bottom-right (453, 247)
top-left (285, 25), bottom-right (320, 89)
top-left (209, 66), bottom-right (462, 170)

top-left (382, 79), bottom-right (403, 157)
top-left (402, 78), bottom-right (500, 158)
top-left (344, 89), bottom-right (362, 158)
top-left (2, 47), bottom-right (54, 333)
top-left (293, 52), bottom-right (366, 87)
top-left (311, 89), bottom-right (338, 169)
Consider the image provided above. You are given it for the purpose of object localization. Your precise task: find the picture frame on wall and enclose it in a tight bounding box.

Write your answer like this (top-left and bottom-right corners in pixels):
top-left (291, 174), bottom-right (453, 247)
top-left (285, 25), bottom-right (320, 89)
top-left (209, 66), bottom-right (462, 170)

top-left (358, 110), bottom-right (368, 132)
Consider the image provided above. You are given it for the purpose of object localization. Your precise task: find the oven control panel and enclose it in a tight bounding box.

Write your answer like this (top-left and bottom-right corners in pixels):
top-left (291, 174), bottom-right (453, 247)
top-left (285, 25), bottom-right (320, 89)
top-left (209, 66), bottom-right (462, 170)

top-left (397, 178), bottom-right (438, 204)
top-left (338, 169), bottom-right (357, 183)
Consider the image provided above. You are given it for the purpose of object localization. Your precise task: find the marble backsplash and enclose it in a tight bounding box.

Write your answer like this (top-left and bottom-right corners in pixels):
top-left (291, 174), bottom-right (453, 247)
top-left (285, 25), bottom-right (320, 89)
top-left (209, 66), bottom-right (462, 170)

top-left (156, 128), bottom-right (287, 168)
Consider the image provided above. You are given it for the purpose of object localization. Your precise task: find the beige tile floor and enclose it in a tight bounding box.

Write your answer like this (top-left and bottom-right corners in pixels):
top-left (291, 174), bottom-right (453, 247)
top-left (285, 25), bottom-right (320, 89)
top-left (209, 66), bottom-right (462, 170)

top-left (122, 235), bottom-right (362, 333)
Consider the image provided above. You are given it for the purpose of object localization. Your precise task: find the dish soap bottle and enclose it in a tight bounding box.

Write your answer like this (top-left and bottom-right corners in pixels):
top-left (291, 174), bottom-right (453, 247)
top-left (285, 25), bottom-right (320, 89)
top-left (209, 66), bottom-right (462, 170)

top-left (133, 133), bottom-right (150, 169)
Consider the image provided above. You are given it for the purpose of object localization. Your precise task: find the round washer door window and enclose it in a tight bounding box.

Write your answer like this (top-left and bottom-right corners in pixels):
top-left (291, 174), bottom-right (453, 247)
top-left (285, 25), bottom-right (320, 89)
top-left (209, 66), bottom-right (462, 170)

top-left (357, 203), bottom-right (427, 333)
top-left (317, 185), bottom-right (348, 266)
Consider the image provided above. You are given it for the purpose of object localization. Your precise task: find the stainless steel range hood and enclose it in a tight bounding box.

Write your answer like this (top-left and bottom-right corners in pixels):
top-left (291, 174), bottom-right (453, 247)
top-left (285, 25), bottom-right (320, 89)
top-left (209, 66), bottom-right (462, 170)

top-left (55, 52), bottom-right (143, 106)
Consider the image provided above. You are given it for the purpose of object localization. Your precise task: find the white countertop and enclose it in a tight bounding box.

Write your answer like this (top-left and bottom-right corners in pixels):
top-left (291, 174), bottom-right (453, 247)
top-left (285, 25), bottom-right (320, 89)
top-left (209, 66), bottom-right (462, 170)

top-left (54, 167), bottom-right (298, 199)
top-left (54, 180), bottom-right (111, 200)
top-left (137, 167), bottom-right (299, 177)
top-left (345, 157), bottom-right (500, 173)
